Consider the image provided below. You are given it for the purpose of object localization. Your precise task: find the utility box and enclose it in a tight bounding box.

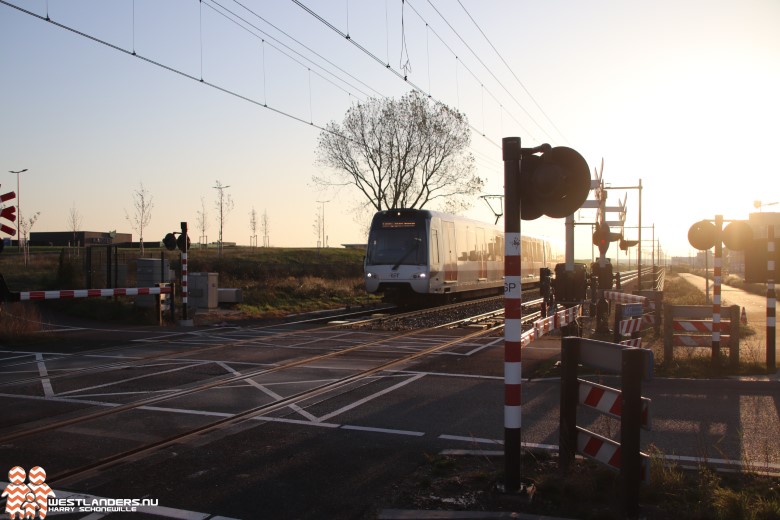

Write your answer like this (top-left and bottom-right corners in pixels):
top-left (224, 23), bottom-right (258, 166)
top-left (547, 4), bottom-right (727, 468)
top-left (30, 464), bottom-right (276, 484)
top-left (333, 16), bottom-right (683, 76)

top-left (189, 272), bottom-right (219, 309)
top-left (218, 288), bottom-right (243, 304)
top-left (136, 258), bottom-right (172, 307)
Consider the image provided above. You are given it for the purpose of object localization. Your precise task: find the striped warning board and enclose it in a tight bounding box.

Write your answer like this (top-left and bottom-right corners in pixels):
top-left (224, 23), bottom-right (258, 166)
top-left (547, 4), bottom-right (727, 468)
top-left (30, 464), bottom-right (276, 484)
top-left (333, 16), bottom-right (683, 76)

top-left (578, 379), bottom-right (651, 430)
top-left (673, 320), bottom-right (732, 334)
top-left (576, 427), bottom-right (650, 480)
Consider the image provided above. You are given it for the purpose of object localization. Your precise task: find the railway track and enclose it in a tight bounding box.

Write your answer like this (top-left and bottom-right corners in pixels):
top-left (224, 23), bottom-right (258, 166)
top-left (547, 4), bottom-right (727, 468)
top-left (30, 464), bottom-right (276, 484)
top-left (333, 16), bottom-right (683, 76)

top-left (0, 303), bottom-right (511, 488)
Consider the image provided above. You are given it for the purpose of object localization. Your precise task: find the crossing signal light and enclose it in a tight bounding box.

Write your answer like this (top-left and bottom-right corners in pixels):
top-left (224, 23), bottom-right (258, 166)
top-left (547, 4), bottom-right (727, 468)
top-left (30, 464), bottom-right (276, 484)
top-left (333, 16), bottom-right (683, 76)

top-left (177, 233), bottom-right (190, 252)
top-left (619, 237), bottom-right (639, 251)
top-left (519, 146), bottom-right (591, 220)
top-left (722, 221), bottom-right (752, 251)
top-left (163, 233), bottom-right (177, 251)
top-left (688, 220), bottom-right (753, 251)
top-left (687, 220), bottom-right (716, 250)
top-left (592, 223), bottom-right (621, 256)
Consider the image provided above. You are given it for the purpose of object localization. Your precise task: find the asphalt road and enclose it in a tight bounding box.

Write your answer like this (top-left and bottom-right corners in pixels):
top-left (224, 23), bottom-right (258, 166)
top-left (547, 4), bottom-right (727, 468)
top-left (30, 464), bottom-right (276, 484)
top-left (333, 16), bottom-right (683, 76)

top-left (1, 294), bottom-right (779, 519)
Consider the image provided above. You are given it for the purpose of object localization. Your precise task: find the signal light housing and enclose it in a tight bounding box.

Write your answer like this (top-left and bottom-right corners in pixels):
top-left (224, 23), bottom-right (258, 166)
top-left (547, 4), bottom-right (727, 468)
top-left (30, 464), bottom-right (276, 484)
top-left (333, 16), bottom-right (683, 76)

top-left (687, 220), bottom-right (716, 251)
top-left (592, 223), bottom-right (621, 256)
top-left (519, 146), bottom-right (591, 220)
top-left (163, 233), bottom-right (177, 251)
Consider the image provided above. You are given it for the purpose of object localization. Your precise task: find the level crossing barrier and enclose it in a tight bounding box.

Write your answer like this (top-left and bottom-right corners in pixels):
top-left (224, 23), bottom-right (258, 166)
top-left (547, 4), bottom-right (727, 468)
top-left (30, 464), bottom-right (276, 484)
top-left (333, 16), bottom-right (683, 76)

top-left (520, 304), bottom-right (581, 347)
top-left (0, 274), bottom-right (176, 325)
top-left (559, 337), bottom-right (652, 517)
top-left (662, 304), bottom-right (740, 366)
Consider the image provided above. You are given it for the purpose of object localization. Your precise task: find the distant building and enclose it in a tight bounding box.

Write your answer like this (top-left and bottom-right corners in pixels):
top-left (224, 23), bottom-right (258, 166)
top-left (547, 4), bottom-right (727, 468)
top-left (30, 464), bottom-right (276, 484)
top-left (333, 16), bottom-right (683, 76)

top-left (749, 211), bottom-right (780, 239)
top-left (30, 231), bottom-right (132, 247)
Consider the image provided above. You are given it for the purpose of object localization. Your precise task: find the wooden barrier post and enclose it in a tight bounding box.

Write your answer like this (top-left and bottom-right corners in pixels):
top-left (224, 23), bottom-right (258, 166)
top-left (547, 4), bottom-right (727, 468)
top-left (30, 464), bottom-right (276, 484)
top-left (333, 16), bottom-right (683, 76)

top-left (621, 348), bottom-right (643, 518)
top-left (559, 337), bottom-right (579, 472)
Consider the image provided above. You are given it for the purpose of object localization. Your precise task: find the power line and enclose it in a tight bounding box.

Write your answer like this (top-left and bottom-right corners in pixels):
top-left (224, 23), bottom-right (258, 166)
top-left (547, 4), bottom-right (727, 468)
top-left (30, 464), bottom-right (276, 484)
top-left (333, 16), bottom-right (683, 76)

top-left (289, 0), bottom-right (501, 149)
top-left (419, 0), bottom-right (554, 143)
top-left (455, 0), bottom-right (570, 144)
top-left (0, 0), bottom-right (341, 137)
top-left (227, 0), bottom-right (385, 99)
top-left (402, 0), bottom-right (535, 141)
top-left (205, 0), bottom-right (375, 101)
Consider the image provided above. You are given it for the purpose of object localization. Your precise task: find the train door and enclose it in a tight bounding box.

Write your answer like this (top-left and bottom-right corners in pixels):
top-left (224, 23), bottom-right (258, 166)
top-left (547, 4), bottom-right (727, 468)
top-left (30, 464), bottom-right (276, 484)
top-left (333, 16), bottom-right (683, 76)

top-left (443, 220), bottom-right (457, 282)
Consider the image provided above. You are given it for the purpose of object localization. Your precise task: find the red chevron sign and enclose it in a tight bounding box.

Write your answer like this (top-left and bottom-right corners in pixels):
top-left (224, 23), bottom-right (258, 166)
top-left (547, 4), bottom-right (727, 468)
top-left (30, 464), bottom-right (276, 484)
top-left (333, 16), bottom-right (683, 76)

top-left (0, 190), bottom-right (16, 237)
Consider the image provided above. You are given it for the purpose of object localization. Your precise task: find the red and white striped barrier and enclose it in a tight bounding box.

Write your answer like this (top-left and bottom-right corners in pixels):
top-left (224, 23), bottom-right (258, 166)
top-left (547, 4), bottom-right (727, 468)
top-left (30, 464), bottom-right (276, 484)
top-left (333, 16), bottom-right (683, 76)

top-left (579, 379), bottom-right (651, 428)
top-left (619, 317), bottom-right (643, 336)
top-left (620, 338), bottom-right (642, 348)
top-left (603, 291), bottom-right (646, 305)
top-left (673, 320), bottom-right (732, 334)
top-left (578, 428), bottom-right (622, 471)
top-left (555, 305), bottom-right (580, 328)
top-left (523, 305), bottom-right (581, 348)
top-left (577, 428), bottom-right (649, 481)
top-left (19, 286), bottom-right (172, 301)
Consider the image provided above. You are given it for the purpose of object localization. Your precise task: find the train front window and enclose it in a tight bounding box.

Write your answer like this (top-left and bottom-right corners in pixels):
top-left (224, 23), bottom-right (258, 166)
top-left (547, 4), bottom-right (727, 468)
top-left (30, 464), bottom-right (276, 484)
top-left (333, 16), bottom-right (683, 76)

top-left (366, 225), bottom-right (427, 267)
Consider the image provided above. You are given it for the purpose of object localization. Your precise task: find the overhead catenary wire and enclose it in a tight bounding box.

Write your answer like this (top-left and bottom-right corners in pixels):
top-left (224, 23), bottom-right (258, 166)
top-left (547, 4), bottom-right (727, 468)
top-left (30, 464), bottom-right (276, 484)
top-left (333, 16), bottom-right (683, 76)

top-left (289, 0), bottom-right (501, 149)
top-left (0, 0), bottom-right (344, 139)
top-left (209, 0), bottom-right (377, 100)
top-left (402, 0), bottom-right (538, 142)
top-left (455, 0), bottom-right (569, 145)
top-left (419, 0), bottom-right (554, 143)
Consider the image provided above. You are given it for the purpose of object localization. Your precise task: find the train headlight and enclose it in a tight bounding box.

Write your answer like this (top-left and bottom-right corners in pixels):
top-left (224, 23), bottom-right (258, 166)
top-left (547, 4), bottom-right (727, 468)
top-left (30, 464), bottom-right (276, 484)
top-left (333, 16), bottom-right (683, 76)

top-left (366, 272), bottom-right (376, 279)
top-left (412, 273), bottom-right (427, 279)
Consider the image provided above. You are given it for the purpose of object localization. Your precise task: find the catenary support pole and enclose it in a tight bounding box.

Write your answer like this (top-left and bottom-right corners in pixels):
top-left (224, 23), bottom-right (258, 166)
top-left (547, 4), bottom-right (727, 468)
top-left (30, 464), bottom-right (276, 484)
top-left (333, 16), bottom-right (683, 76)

top-left (502, 137), bottom-right (523, 491)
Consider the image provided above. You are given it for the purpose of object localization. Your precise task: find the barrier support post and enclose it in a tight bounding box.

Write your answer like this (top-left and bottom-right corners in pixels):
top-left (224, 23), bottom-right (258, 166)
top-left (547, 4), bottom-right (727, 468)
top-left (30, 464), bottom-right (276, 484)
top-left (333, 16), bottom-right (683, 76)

top-left (621, 348), bottom-right (643, 518)
top-left (181, 221), bottom-right (189, 323)
top-left (502, 137), bottom-right (523, 492)
top-left (559, 337), bottom-right (579, 473)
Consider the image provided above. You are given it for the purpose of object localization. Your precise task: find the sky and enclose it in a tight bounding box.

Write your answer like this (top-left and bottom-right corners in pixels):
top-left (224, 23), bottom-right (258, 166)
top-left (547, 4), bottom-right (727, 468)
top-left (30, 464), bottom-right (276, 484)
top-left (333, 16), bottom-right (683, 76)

top-left (1, 0), bottom-right (778, 261)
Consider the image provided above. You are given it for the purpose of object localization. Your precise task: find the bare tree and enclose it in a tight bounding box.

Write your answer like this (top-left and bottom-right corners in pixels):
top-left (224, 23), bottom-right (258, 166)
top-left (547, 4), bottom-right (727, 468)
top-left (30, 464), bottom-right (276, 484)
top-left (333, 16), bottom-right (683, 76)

top-left (261, 210), bottom-right (270, 247)
top-left (249, 206), bottom-right (258, 247)
top-left (66, 202), bottom-right (83, 246)
top-left (196, 196), bottom-right (209, 247)
top-left (213, 180), bottom-right (234, 256)
top-left (315, 91), bottom-right (484, 214)
top-left (125, 182), bottom-right (154, 255)
top-left (20, 211), bottom-right (40, 266)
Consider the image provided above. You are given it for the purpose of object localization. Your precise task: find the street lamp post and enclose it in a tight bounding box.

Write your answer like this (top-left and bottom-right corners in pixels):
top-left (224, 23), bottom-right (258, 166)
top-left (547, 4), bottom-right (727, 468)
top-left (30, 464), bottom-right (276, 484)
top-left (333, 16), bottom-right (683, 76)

top-left (8, 169), bottom-right (27, 252)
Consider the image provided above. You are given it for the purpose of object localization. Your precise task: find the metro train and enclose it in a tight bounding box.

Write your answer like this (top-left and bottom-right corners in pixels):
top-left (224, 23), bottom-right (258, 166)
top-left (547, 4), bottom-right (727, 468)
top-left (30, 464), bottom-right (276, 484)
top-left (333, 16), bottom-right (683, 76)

top-left (364, 208), bottom-right (562, 303)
